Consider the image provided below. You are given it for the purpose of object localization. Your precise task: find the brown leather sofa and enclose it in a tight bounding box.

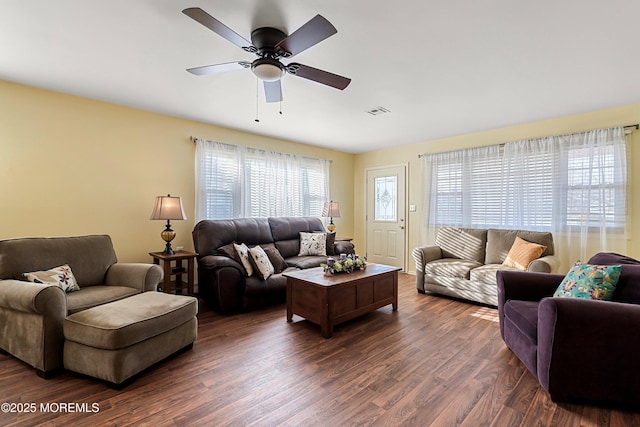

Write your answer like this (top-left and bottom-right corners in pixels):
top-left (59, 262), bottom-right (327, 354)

top-left (0, 235), bottom-right (163, 377)
top-left (192, 217), bottom-right (355, 313)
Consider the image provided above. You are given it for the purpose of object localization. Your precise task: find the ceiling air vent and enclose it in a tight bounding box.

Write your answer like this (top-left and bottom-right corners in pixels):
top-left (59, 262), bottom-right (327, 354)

top-left (366, 106), bottom-right (390, 116)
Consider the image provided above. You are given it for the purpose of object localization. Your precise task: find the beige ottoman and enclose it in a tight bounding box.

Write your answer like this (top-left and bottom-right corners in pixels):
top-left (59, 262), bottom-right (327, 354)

top-left (63, 292), bottom-right (197, 387)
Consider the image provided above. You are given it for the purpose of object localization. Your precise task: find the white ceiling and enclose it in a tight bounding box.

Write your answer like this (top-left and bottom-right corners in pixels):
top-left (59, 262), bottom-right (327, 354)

top-left (2, 0), bottom-right (639, 154)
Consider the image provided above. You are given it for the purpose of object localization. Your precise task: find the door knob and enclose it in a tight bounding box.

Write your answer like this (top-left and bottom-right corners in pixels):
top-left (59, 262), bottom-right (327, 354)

top-left (400, 225), bottom-right (405, 229)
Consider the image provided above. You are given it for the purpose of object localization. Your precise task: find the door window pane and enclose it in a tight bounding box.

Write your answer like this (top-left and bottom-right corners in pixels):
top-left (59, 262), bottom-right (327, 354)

top-left (374, 176), bottom-right (397, 221)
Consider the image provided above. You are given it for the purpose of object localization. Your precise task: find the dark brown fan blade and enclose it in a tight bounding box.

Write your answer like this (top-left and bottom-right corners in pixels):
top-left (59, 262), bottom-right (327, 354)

top-left (187, 62), bottom-right (251, 76)
top-left (286, 63), bottom-right (351, 90)
top-left (183, 8), bottom-right (253, 50)
top-left (274, 15), bottom-right (337, 57)
top-left (263, 80), bottom-right (283, 103)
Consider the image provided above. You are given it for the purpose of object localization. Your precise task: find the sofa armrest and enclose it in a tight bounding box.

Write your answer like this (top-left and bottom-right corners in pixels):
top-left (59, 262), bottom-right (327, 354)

top-left (537, 298), bottom-right (640, 405)
top-left (198, 255), bottom-right (244, 271)
top-left (496, 270), bottom-right (564, 340)
top-left (497, 270), bottom-right (563, 304)
top-left (0, 279), bottom-right (66, 314)
top-left (411, 245), bottom-right (443, 291)
top-left (334, 241), bottom-right (355, 255)
top-left (0, 279), bottom-right (67, 373)
top-left (528, 255), bottom-right (560, 273)
top-left (105, 263), bottom-right (163, 292)
top-left (197, 255), bottom-right (245, 313)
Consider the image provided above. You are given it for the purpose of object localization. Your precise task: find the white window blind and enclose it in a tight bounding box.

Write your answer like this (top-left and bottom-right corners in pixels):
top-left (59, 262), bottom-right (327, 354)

top-left (422, 127), bottom-right (627, 245)
top-left (195, 140), bottom-right (330, 221)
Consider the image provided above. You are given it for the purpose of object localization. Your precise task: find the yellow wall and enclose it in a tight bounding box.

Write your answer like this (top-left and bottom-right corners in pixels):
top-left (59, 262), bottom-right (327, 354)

top-left (0, 80), bottom-right (355, 262)
top-left (4, 78), bottom-right (639, 270)
top-left (354, 104), bottom-right (640, 272)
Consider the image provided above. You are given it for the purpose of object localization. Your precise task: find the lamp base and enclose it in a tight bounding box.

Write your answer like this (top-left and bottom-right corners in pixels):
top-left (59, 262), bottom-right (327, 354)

top-left (162, 243), bottom-right (175, 256)
top-left (161, 220), bottom-right (176, 255)
top-left (327, 223), bottom-right (336, 233)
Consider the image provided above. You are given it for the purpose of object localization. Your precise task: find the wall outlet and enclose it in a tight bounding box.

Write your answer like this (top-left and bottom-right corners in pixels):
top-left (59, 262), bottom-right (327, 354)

top-left (176, 246), bottom-right (184, 251)
top-left (409, 204), bottom-right (417, 212)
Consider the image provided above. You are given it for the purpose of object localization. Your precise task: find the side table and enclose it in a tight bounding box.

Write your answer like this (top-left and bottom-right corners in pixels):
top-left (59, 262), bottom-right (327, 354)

top-left (149, 250), bottom-right (198, 295)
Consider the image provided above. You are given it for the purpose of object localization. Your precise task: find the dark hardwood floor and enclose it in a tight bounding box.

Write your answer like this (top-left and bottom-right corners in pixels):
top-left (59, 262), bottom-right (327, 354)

top-left (1, 273), bottom-right (639, 426)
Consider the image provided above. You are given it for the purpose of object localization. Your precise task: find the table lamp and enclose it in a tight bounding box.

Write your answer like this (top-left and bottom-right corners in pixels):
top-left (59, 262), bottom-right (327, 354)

top-left (150, 194), bottom-right (187, 255)
top-left (322, 200), bottom-right (341, 232)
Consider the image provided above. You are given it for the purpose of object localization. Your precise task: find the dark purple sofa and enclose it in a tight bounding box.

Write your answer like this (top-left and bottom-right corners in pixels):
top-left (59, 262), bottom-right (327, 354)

top-left (497, 252), bottom-right (640, 407)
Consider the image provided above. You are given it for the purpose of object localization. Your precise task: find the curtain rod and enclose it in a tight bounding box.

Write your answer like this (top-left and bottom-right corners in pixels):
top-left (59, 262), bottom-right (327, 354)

top-left (417, 124), bottom-right (639, 158)
top-left (189, 136), bottom-right (332, 163)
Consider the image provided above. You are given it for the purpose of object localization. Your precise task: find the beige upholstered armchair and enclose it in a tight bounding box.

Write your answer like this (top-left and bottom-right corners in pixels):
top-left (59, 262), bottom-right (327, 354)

top-left (0, 235), bottom-right (163, 377)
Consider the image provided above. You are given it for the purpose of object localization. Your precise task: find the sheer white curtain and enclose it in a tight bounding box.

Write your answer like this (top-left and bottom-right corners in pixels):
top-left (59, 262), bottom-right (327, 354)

top-left (502, 127), bottom-right (628, 267)
top-left (195, 140), bottom-right (331, 222)
top-left (421, 127), bottom-right (628, 271)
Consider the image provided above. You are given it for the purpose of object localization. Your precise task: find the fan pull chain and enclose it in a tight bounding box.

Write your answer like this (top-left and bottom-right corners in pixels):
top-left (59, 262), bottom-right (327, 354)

top-left (255, 78), bottom-right (260, 123)
top-left (279, 101), bottom-right (283, 115)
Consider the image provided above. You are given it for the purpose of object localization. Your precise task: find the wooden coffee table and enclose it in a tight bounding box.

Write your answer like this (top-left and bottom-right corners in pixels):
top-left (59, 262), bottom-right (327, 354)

top-left (284, 263), bottom-right (400, 338)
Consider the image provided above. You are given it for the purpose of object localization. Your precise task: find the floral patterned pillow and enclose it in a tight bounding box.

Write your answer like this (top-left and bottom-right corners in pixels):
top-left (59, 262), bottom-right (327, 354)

top-left (298, 232), bottom-right (327, 256)
top-left (24, 264), bottom-right (80, 293)
top-left (233, 243), bottom-right (254, 277)
top-left (249, 245), bottom-right (275, 280)
top-left (553, 261), bottom-right (621, 301)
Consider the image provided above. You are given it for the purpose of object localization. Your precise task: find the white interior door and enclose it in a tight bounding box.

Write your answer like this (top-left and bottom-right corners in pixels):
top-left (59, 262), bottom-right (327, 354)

top-left (366, 165), bottom-right (406, 269)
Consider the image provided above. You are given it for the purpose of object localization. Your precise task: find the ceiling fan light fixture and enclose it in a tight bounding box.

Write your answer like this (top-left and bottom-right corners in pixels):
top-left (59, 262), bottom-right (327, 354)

top-left (252, 58), bottom-right (284, 82)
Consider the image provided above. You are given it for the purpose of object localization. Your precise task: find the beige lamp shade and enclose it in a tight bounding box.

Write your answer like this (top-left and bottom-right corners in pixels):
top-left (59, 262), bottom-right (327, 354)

top-left (150, 195), bottom-right (187, 221)
top-left (150, 194), bottom-right (186, 255)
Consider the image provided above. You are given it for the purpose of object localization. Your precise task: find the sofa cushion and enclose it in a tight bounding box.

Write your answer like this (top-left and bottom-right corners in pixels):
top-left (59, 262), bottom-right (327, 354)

top-left (587, 253), bottom-right (640, 303)
top-left (24, 264), bottom-right (80, 293)
top-left (424, 258), bottom-right (482, 279)
top-left (435, 227), bottom-right (487, 263)
top-left (285, 256), bottom-right (327, 269)
top-left (588, 252), bottom-right (640, 266)
top-left (268, 217), bottom-right (325, 258)
top-left (470, 264), bottom-right (517, 285)
top-left (486, 229), bottom-right (554, 265)
top-left (66, 285), bottom-right (141, 314)
top-left (64, 292), bottom-right (197, 350)
top-left (502, 237), bottom-right (547, 271)
top-left (243, 273), bottom-right (288, 296)
top-left (193, 218), bottom-right (273, 257)
top-left (298, 232), bottom-right (327, 256)
top-left (0, 235), bottom-right (117, 285)
top-left (249, 245), bottom-right (274, 280)
top-left (553, 261), bottom-right (621, 301)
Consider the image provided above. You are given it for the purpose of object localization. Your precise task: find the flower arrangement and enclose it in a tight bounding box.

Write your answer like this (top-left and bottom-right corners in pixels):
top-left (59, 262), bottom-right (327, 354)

top-left (321, 253), bottom-right (367, 274)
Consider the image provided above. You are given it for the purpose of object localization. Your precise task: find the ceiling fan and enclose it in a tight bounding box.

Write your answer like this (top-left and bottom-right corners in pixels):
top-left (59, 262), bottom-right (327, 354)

top-left (182, 7), bottom-right (351, 103)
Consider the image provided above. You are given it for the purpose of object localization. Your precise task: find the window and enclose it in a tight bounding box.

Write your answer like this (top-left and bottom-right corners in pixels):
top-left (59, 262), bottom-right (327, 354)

top-left (374, 175), bottom-right (398, 221)
top-left (195, 140), bottom-right (330, 221)
top-left (422, 127), bottom-right (627, 232)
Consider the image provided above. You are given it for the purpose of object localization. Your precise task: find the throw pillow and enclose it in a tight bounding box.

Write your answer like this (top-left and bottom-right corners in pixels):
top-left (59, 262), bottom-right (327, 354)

top-left (218, 242), bottom-right (242, 263)
top-left (326, 232), bottom-right (336, 255)
top-left (312, 230), bottom-right (336, 255)
top-left (263, 245), bottom-right (288, 274)
top-left (502, 236), bottom-right (547, 270)
top-left (299, 232), bottom-right (327, 256)
top-left (233, 243), bottom-right (254, 277)
top-left (249, 245), bottom-right (275, 280)
top-left (553, 261), bottom-right (622, 301)
top-left (24, 264), bottom-right (80, 293)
